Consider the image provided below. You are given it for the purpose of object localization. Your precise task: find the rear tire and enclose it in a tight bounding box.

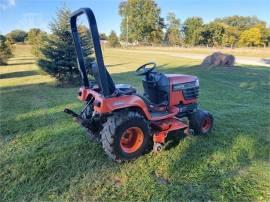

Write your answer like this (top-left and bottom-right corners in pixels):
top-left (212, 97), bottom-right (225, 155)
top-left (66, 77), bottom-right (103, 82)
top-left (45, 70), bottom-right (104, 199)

top-left (100, 110), bottom-right (151, 162)
top-left (189, 109), bottom-right (213, 135)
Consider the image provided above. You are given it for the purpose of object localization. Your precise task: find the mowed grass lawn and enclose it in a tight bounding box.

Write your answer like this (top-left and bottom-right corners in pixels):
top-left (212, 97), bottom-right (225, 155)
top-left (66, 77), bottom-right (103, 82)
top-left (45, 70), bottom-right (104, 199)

top-left (0, 45), bottom-right (270, 201)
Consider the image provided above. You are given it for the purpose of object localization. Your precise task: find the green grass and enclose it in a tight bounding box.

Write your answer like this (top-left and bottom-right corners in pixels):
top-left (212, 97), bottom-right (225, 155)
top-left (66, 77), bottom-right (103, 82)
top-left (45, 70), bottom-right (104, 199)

top-left (1, 45), bottom-right (270, 201)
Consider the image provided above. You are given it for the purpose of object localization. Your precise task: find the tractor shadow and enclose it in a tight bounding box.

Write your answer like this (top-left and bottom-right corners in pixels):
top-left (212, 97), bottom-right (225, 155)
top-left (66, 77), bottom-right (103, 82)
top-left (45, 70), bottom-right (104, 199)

top-left (106, 62), bottom-right (130, 67)
top-left (0, 82), bottom-right (78, 140)
top-left (9, 56), bottom-right (35, 60)
top-left (164, 130), bottom-right (187, 151)
top-left (7, 62), bottom-right (35, 66)
top-left (9, 57), bottom-right (36, 61)
top-left (0, 70), bottom-right (39, 79)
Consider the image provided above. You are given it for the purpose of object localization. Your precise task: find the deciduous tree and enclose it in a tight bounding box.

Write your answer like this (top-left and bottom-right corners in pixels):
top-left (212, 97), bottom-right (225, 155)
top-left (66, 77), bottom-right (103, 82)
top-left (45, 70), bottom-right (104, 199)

top-left (183, 17), bottom-right (204, 46)
top-left (119, 0), bottom-right (164, 44)
top-left (164, 12), bottom-right (181, 46)
top-left (214, 16), bottom-right (265, 31)
top-left (206, 22), bottom-right (225, 47)
top-left (27, 28), bottom-right (42, 45)
top-left (6, 30), bottom-right (27, 43)
top-left (28, 28), bottom-right (47, 57)
top-left (254, 24), bottom-right (270, 47)
top-left (108, 31), bottom-right (120, 47)
top-left (222, 25), bottom-right (239, 48)
top-left (239, 27), bottom-right (263, 47)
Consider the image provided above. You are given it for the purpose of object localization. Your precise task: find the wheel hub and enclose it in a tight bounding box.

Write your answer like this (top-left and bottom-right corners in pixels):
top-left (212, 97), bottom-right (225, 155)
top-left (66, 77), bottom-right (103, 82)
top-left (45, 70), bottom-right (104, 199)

top-left (202, 117), bottom-right (211, 133)
top-left (120, 127), bottom-right (144, 153)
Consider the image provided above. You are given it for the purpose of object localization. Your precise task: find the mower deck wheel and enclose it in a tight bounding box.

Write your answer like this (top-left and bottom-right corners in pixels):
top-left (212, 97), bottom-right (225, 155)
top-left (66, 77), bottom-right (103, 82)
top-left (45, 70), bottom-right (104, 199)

top-left (153, 143), bottom-right (164, 153)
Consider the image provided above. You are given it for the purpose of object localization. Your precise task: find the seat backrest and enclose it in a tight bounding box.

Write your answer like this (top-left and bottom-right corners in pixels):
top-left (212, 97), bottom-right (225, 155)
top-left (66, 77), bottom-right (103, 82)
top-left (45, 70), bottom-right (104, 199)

top-left (92, 63), bottom-right (116, 95)
top-left (142, 72), bottom-right (169, 104)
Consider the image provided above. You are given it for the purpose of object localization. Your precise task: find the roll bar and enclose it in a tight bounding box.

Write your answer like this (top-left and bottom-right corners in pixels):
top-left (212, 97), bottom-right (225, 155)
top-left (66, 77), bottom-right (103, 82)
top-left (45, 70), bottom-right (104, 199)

top-left (70, 8), bottom-right (110, 96)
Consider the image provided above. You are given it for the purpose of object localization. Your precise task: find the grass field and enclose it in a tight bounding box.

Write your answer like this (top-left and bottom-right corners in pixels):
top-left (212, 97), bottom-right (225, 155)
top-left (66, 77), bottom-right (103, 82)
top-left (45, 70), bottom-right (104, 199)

top-left (127, 46), bottom-right (270, 58)
top-left (1, 45), bottom-right (270, 201)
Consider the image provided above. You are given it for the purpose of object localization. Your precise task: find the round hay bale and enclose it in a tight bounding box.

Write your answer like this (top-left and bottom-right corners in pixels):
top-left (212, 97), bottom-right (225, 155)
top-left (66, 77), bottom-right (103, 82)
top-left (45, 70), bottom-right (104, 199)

top-left (202, 52), bottom-right (235, 66)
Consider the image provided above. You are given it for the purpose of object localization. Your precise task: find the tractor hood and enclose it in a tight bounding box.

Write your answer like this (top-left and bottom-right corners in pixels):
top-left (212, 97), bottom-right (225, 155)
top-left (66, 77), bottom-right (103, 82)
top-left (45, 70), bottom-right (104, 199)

top-left (165, 74), bottom-right (198, 85)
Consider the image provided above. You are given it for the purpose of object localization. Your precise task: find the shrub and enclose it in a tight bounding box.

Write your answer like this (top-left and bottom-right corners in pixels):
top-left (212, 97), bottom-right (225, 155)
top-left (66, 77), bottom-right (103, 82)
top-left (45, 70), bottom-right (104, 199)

top-left (0, 35), bottom-right (13, 65)
top-left (6, 30), bottom-right (27, 44)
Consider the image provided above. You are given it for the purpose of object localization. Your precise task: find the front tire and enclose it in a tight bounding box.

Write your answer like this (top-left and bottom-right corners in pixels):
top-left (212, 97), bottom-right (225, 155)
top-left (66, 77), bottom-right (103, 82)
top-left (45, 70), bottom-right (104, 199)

top-left (100, 111), bottom-right (151, 162)
top-left (189, 109), bottom-right (213, 135)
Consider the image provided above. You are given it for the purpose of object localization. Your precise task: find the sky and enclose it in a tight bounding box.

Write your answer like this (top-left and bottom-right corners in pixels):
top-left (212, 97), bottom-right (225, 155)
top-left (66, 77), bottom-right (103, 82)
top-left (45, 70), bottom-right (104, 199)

top-left (0, 0), bottom-right (269, 35)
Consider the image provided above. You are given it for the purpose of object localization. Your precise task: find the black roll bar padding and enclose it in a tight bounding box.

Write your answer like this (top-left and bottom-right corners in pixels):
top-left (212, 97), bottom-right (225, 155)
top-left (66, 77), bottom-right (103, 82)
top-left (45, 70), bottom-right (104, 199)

top-left (70, 8), bottom-right (110, 96)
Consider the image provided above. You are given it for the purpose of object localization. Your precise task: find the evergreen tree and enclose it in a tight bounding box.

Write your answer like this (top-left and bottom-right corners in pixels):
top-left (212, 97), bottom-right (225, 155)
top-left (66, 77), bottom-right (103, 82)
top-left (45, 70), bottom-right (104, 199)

top-left (78, 26), bottom-right (95, 66)
top-left (38, 7), bottom-right (94, 83)
top-left (0, 35), bottom-right (13, 65)
top-left (108, 31), bottom-right (120, 47)
top-left (165, 12), bottom-right (181, 46)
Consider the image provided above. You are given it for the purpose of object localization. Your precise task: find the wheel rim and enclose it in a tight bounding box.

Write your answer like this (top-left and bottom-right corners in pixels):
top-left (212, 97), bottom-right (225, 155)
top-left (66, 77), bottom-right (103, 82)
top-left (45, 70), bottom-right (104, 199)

top-left (120, 127), bottom-right (144, 153)
top-left (202, 117), bottom-right (211, 133)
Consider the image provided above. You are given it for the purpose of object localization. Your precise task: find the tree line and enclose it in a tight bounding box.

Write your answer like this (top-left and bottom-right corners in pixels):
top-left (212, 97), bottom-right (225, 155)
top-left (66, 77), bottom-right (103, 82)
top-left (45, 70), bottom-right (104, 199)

top-left (3, 0), bottom-right (270, 50)
top-left (1, 0), bottom-right (269, 82)
top-left (119, 0), bottom-right (270, 47)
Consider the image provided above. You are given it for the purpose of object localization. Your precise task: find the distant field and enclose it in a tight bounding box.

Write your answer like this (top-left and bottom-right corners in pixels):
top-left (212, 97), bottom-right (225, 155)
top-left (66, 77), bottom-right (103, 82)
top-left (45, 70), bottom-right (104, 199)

top-left (0, 45), bottom-right (270, 201)
top-left (126, 46), bottom-right (270, 58)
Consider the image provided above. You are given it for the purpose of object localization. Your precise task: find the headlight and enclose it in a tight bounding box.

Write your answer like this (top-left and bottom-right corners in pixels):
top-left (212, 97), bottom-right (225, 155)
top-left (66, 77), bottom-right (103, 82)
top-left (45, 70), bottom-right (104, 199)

top-left (195, 79), bottom-right (199, 87)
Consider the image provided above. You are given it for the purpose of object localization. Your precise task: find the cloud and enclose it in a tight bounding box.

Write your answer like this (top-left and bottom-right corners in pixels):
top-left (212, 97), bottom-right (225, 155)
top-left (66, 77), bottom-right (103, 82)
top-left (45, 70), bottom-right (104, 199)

top-left (0, 0), bottom-right (16, 10)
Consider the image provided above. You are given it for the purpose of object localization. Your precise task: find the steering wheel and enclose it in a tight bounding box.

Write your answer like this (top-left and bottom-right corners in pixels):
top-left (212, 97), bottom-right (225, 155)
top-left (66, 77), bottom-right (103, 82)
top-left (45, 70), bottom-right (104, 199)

top-left (136, 62), bottom-right (156, 76)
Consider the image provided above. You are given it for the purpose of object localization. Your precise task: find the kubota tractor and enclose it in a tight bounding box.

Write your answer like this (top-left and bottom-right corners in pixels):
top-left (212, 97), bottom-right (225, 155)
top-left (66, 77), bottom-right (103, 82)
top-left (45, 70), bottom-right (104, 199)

top-left (64, 8), bottom-right (213, 162)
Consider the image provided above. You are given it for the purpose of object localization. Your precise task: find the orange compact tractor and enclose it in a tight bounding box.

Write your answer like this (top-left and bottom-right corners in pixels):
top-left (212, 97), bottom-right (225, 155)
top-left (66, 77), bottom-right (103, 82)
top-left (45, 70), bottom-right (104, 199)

top-left (64, 8), bottom-right (213, 162)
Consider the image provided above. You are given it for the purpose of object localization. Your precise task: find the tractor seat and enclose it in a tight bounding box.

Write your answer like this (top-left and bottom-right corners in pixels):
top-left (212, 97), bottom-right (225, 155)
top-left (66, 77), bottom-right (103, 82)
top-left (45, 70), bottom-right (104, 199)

top-left (115, 84), bottom-right (136, 95)
top-left (91, 63), bottom-right (135, 95)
